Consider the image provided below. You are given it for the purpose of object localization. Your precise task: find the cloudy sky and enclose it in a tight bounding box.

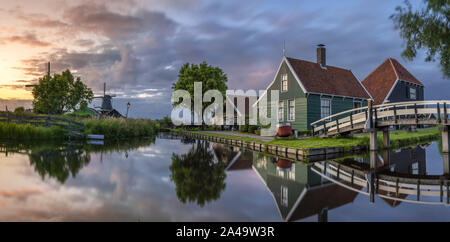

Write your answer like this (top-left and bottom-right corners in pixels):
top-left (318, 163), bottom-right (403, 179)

top-left (0, 0), bottom-right (447, 118)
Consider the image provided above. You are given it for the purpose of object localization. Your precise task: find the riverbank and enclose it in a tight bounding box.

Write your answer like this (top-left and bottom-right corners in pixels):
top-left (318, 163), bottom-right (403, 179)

top-left (176, 128), bottom-right (440, 158)
top-left (0, 115), bottom-right (159, 140)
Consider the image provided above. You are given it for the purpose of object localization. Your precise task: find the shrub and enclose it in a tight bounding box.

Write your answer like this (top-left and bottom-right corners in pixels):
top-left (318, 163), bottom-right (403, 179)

top-left (248, 125), bottom-right (259, 134)
top-left (239, 125), bottom-right (248, 132)
top-left (14, 107), bottom-right (25, 113)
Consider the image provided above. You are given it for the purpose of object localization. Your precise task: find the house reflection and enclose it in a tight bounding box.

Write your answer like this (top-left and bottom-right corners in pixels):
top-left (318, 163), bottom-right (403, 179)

top-left (315, 144), bottom-right (435, 207)
top-left (251, 153), bottom-right (360, 222)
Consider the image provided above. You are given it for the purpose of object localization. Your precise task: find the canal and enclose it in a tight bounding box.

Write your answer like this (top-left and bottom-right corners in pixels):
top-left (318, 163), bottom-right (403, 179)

top-left (0, 133), bottom-right (449, 221)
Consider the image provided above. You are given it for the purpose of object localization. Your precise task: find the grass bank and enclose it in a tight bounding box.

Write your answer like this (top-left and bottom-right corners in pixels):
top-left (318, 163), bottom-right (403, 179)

top-left (0, 116), bottom-right (159, 141)
top-left (187, 127), bottom-right (440, 151)
top-left (82, 118), bottom-right (158, 139)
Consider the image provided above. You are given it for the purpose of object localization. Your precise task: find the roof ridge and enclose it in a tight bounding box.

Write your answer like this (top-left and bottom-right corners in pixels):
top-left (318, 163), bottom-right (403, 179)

top-left (362, 58), bottom-right (390, 83)
top-left (388, 57), bottom-right (400, 80)
top-left (286, 56), bottom-right (351, 72)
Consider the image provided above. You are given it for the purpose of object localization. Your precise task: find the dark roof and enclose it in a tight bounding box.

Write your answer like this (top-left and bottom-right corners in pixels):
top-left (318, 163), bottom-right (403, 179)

top-left (287, 183), bottom-right (360, 221)
top-left (286, 57), bottom-right (370, 99)
top-left (362, 58), bottom-right (423, 105)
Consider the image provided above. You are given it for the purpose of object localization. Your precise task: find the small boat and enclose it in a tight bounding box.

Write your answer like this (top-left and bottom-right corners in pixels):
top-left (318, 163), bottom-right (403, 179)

top-left (277, 125), bottom-right (292, 137)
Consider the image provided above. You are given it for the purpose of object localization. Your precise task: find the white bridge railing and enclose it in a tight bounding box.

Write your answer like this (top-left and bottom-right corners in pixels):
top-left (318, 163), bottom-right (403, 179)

top-left (311, 100), bottom-right (450, 136)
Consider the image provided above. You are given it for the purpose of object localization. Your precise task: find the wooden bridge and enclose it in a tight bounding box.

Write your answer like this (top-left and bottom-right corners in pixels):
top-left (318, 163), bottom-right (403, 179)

top-left (311, 100), bottom-right (450, 152)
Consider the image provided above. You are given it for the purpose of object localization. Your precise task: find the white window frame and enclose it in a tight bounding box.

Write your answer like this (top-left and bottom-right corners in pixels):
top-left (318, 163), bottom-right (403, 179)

top-left (281, 74), bottom-right (288, 92)
top-left (288, 99), bottom-right (295, 121)
top-left (320, 98), bottom-right (332, 121)
top-left (278, 101), bottom-right (284, 122)
top-left (281, 186), bottom-right (288, 207)
top-left (410, 87), bottom-right (417, 100)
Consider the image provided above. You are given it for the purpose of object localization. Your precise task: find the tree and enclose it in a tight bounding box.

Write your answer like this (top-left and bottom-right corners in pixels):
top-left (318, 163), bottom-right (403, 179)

top-left (390, 0), bottom-right (449, 78)
top-left (32, 70), bottom-right (94, 114)
top-left (169, 140), bottom-right (227, 207)
top-left (172, 62), bottom-right (228, 125)
top-left (13, 106), bottom-right (25, 113)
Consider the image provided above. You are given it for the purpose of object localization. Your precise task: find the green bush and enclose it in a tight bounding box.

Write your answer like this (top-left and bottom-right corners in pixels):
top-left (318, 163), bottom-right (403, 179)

top-left (248, 125), bottom-right (259, 134)
top-left (239, 125), bottom-right (248, 132)
top-left (14, 107), bottom-right (25, 113)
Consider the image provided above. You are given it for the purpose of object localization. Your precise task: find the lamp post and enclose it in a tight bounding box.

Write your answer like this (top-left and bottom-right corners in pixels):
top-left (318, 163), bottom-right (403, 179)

top-left (126, 102), bottom-right (130, 118)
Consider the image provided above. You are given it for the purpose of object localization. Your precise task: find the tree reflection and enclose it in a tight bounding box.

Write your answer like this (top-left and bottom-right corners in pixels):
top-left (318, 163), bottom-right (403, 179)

top-left (170, 140), bottom-right (227, 207)
top-left (0, 137), bottom-right (157, 184)
top-left (28, 146), bottom-right (91, 183)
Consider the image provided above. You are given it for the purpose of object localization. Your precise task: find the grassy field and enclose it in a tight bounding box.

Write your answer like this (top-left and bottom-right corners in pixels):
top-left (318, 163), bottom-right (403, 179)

top-left (190, 127), bottom-right (440, 150)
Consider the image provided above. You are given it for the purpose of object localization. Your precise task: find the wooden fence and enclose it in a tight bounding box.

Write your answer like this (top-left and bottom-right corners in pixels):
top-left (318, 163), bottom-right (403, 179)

top-left (0, 112), bottom-right (85, 138)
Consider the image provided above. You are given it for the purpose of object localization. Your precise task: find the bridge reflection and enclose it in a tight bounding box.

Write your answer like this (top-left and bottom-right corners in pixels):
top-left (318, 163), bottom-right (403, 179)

top-left (313, 144), bottom-right (450, 206)
top-left (218, 143), bottom-right (449, 221)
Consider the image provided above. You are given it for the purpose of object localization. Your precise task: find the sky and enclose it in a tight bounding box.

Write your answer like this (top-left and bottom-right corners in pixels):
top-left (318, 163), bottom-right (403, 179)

top-left (0, 0), bottom-right (447, 119)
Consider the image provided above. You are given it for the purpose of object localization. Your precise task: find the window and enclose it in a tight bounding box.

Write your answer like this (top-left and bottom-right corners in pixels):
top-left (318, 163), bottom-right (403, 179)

top-left (281, 186), bottom-right (288, 207)
top-left (411, 162), bottom-right (419, 175)
top-left (281, 74), bottom-right (288, 92)
top-left (353, 101), bottom-right (362, 114)
top-left (278, 101), bottom-right (284, 121)
top-left (409, 87), bottom-right (417, 100)
top-left (288, 99), bottom-right (295, 121)
top-left (321, 98), bottom-right (331, 120)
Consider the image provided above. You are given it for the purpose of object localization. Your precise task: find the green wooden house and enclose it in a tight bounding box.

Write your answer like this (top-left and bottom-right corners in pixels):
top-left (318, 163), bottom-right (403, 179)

top-left (255, 44), bottom-right (371, 131)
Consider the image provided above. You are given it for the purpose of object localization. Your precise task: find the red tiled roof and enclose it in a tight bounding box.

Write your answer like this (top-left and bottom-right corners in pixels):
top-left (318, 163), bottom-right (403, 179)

top-left (286, 57), bottom-right (370, 99)
top-left (362, 58), bottom-right (423, 105)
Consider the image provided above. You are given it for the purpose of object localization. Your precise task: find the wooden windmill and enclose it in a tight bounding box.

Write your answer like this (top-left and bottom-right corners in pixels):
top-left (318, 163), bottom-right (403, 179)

top-left (94, 83), bottom-right (116, 111)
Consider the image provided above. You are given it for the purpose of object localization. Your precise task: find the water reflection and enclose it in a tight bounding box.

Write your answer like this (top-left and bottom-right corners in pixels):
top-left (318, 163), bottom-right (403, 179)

top-left (0, 137), bottom-right (156, 184)
top-left (170, 140), bottom-right (227, 207)
top-left (0, 133), bottom-right (449, 221)
top-left (312, 144), bottom-right (450, 206)
top-left (252, 153), bottom-right (360, 222)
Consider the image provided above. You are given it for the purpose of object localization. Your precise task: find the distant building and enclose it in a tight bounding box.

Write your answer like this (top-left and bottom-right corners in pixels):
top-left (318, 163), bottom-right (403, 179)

top-left (362, 58), bottom-right (424, 105)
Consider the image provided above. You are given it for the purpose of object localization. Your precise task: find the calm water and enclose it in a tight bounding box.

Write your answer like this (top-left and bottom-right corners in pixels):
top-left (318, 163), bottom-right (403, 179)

top-left (0, 133), bottom-right (449, 222)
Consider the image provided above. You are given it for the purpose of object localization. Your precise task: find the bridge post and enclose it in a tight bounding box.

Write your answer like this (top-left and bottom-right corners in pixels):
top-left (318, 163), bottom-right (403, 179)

top-left (382, 128), bottom-right (390, 148)
top-left (443, 152), bottom-right (449, 175)
top-left (370, 131), bottom-right (378, 151)
top-left (442, 126), bottom-right (449, 153)
top-left (368, 99), bottom-right (378, 151)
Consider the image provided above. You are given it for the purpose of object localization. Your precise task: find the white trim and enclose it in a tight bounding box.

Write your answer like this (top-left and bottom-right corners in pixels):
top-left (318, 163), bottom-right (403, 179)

top-left (307, 91), bottom-right (369, 100)
top-left (281, 73), bottom-right (288, 92)
top-left (382, 79), bottom-right (399, 104)
top-left (253, 56), bottom-right (308, 107)
top-left (287, 99), bottom-right (295, 121)
top-left (284, 56), bottom-right (308, 94)
top-left (253, 58), bottom-right (286, 107)
top-left (409, 86), bottom-right (417, 100)
top-left (278, 100), bottom-right (284, 122)
top-left (320, 98), bottom-right (332, 121)
top-left (359, 80), bottom-right (374, 100)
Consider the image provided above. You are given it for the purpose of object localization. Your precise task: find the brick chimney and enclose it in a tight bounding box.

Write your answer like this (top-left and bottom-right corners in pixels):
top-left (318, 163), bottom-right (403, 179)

top-left (317, 44), bottom-right (326, 67)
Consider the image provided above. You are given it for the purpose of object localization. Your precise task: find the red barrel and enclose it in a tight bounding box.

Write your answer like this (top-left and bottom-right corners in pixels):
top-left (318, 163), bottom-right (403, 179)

top-left (277, 159), bottom-right (293, 169)
top-left (277, 125), bottom-right (292, 137)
